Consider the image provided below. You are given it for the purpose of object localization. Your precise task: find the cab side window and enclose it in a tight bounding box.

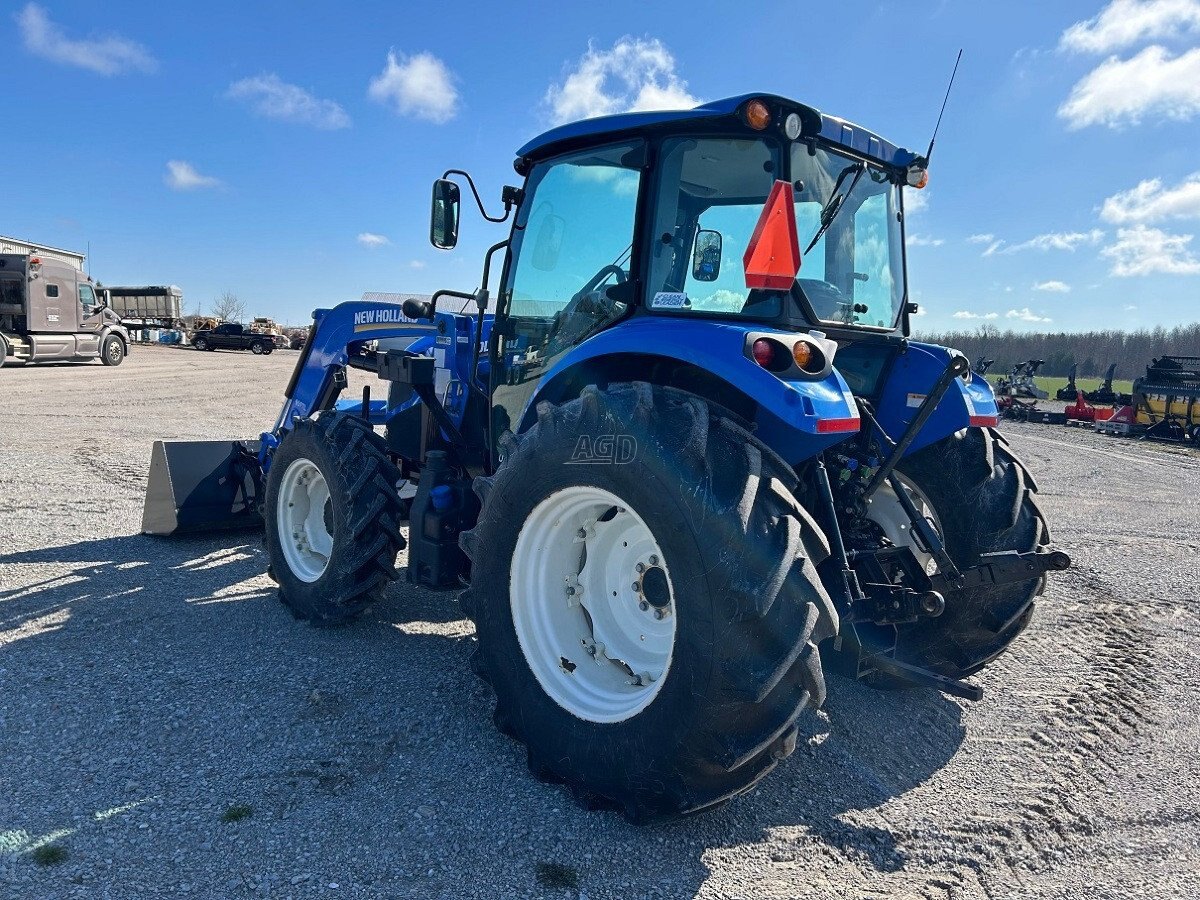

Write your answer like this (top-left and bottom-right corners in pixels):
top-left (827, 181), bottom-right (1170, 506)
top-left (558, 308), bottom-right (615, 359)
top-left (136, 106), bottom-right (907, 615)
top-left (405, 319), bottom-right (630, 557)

top-left (79, 285), bottom-right (97, 314)
top-left (46, 284), bottom-right (59, 298)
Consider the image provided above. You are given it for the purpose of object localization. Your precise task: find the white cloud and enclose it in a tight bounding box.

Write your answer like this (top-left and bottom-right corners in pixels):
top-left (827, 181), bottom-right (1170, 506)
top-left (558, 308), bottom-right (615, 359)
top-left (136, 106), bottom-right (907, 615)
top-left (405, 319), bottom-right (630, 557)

top-left (408, 259), bottom-right (426, 269)
top-left (953, 310), bottom-right (1000, 320)
top-left (368, 51), bottom-right (458, 123)
top-left (1059, 45), bottom-right (1200, 129)
top-left (545, 37), bottom-right (697, 124)
top-left (227, 74), bottom-right (350, 130)
top-left (966, 233), bottom-right (995, 244)
top-left (905, 234), bottom-right (944, 247)
top-left (164, 160), bottom-right (220, 191)
top-left (1101, 224), bottom-right (1200, 275)
top-left (1033, 280), bottom-right (1072, 292)
top-left (904, 190), bottom-right (929, 214)
top-left (16, 3), bottom-right (156, 75)
top-left (1006, 308), bottom-right (1053, 323)
top-left (983, 230), bottom-right (1104, 256)
top-left (1124, 303), bottom-right (1140, 310)
top-left (1060, 0), bottom-right (1200, 54)
top-left (357, 232), bottom-right (390, 249)
top-left (1100, 172), bottom-right (1200, 223)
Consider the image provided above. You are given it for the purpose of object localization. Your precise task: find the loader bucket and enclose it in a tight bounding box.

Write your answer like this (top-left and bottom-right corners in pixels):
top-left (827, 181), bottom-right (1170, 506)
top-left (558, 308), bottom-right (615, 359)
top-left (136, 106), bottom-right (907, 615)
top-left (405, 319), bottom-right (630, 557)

top-left (141, 440), bottom-right (263, 536)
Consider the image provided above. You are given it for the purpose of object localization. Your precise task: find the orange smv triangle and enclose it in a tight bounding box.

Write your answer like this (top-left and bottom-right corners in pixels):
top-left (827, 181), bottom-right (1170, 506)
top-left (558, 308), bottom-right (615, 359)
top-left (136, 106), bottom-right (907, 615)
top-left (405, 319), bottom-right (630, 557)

top-left (743, 180), bottom-right (801, 290)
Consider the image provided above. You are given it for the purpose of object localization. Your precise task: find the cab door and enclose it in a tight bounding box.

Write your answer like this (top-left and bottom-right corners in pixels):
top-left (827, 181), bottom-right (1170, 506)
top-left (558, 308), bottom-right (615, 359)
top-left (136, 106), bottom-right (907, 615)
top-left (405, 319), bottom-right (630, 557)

top-left (77, 283), bottom-right (102, 355)
top-left (490, 140), bottom-right (644, 444)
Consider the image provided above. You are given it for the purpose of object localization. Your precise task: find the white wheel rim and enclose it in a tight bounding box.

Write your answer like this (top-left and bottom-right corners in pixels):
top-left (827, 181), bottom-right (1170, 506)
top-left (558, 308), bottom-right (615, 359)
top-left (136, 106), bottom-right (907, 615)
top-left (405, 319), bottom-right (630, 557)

top-left (510, 486), bottom-right (676, 724)
top-left (276, 457), bottom-right (334, 582)
top-left (866, 474), bottom-right (943, 575)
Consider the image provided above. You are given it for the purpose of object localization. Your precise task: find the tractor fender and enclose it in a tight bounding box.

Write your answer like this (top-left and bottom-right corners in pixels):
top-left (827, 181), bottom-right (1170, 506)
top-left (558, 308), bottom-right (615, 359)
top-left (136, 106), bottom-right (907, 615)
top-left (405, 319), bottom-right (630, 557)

top-left (874, 341), bottom-right (999, 456)
top-left (522, 317), bottom-right (861, 466)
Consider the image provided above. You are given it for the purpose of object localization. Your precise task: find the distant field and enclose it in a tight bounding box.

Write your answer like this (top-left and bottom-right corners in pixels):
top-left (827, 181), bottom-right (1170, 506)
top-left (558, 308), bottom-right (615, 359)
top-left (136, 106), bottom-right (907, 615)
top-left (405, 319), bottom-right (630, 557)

top-left (987, 376), bottom-right (1135, 397)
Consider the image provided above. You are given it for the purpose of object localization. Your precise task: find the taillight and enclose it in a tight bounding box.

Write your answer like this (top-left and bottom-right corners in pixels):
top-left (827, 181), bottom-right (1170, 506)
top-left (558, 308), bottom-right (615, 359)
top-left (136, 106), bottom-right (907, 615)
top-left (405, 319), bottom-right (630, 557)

top-left (751, 338), bottom-right (775, 368)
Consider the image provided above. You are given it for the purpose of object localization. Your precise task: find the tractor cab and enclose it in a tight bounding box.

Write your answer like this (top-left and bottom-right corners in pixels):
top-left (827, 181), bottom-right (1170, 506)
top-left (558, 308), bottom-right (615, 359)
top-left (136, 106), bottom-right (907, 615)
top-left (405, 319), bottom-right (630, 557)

top-left (429, 94), bottom-right (927, 457)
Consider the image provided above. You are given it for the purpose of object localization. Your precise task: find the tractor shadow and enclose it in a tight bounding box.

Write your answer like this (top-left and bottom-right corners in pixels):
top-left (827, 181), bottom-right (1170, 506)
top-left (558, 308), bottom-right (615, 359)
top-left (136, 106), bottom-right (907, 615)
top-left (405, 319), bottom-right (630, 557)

top-left (0, 534), bottom-right (964, 896)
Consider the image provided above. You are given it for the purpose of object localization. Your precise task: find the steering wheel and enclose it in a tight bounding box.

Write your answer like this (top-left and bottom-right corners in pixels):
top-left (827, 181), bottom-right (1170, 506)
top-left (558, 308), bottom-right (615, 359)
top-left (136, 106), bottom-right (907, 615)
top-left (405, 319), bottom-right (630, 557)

top-left (547, 265), bottom-right (629, 343)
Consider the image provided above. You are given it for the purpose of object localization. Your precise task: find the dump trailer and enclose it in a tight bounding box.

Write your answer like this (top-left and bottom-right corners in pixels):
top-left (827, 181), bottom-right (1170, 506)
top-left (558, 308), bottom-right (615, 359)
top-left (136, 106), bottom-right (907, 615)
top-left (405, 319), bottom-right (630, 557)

top-left (1134, 356), bottom-right (1200, 441)
top-left (144, 93), bottom-right (1070, 822)
top-left (107, 285), bottom-right (184, 340)
top-left (0, 253), bottom-right (129, 367)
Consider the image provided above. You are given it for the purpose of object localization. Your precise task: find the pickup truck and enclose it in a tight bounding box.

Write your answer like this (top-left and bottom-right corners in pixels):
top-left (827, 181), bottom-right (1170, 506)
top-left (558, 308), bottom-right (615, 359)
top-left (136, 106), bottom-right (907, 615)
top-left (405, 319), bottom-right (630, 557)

top-left (190, 322), bottom-right (276, 354)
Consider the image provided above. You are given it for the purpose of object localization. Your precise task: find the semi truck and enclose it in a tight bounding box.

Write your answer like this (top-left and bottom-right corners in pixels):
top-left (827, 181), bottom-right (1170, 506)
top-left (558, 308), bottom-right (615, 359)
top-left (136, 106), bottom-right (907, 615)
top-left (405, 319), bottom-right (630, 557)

top-left (0, 252), bottom-right (130, 367)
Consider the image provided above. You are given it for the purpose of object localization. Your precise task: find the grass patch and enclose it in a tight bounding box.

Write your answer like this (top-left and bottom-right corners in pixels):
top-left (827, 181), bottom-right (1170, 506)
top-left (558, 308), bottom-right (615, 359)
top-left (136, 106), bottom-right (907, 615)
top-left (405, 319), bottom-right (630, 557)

top-left (31, 844), bottom-right (68, 866)
top-left (220, 803), bottom-right (254, 824)
top-left (536, 861), bottom-right (579, 890)
top-left (987, 375), bottom-right (1134, 397)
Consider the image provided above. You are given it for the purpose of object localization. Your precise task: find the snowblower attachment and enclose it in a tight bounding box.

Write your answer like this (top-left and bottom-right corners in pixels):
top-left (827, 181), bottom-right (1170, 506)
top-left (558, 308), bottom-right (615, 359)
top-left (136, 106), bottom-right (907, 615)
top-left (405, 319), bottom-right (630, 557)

top-left (141, 440), bottom-right (263, 535)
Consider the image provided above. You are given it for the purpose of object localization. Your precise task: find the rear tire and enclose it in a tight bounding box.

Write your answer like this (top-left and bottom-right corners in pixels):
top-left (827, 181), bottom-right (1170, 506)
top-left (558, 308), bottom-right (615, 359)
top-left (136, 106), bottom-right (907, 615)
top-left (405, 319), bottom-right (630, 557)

top-left (100, 334), bottom-right (124, 366)
top-left (250, 341), bottom-right (265, 355)
top-left (193, 337), bottom-right (209, 351)
top-left (459, 383), bottom-right (838, 823)
top-left (886, 427), bottom-right (1049, 677)
top-left (265, 413), bottom-right (406, 625)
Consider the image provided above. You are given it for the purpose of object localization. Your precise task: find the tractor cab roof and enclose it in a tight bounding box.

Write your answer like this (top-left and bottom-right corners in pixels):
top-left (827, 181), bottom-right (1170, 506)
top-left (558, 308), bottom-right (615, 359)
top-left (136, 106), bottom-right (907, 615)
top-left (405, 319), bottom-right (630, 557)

top-left (517, 93), bottom-right (919, 172)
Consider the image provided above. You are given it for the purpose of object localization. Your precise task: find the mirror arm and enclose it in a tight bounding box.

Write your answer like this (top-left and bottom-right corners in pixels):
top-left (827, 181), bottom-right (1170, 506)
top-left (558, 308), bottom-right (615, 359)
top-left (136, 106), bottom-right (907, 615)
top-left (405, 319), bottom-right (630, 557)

top-left (442, 169), bottom-right (520, 223)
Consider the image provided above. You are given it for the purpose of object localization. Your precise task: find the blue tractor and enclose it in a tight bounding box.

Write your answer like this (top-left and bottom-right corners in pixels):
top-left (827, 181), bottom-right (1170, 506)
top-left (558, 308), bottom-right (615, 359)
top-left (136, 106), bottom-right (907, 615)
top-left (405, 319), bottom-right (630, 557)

top-left (143, 94), bottom-right (1069, 822)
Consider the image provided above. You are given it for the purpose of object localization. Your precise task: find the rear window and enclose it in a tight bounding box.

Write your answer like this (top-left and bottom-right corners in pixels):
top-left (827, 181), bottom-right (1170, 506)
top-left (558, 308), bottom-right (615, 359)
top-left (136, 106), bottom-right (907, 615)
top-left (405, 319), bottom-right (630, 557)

top-left (46, 284), bottom-right (59, 298)
top-left (0, 278), bottom-right (21, 305)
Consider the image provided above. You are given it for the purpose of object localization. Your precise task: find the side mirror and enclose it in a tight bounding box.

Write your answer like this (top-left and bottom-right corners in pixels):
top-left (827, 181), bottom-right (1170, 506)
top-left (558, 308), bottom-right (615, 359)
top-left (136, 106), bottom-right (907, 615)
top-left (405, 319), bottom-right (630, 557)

top-left (430, 179), bottom-right (460, 250)
top-left (532, 214), bottom-right (565, 271)
top-left (691, 229), bottom-right (723, 282)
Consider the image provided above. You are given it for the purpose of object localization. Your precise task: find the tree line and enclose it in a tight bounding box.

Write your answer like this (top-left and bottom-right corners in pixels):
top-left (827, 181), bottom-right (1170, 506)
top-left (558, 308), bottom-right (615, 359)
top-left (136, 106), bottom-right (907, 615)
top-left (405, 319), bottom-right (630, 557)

top-left (912, 323), bottom-right (1200, 379)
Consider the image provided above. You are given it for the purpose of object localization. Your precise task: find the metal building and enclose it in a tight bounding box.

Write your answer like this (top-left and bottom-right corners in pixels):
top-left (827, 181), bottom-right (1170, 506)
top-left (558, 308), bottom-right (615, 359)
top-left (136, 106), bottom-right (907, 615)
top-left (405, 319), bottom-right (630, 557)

top-left (0, 235), bottom-right (86, 271)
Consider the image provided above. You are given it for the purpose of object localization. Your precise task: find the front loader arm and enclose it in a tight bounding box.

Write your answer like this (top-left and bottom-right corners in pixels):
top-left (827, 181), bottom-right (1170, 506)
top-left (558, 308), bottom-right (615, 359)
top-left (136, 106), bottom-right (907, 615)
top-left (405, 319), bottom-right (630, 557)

top-left (269, 302), bottom-right (439, 441)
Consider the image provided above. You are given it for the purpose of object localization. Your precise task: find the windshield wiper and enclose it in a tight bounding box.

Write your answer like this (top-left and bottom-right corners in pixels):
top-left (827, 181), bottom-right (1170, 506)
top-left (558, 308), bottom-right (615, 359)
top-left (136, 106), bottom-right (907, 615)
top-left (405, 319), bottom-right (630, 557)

top-left (804, 162), bottom-right (866, 255)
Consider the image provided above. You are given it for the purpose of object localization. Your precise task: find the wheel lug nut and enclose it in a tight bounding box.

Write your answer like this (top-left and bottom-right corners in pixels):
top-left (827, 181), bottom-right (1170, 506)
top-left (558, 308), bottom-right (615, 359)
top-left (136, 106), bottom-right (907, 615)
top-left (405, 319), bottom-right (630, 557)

top-left (654, 609), bottom-right (666, 620)
top-left (632, 582), bottom-right (641, 593)
top-left (577, 528), bottom-right (587, 539)
top-left (639, 601), bottom-right (649, 611)
top-left (635, 563), bottom-right (645, 573)
top-left (648, 555), bottom-right (658, 566)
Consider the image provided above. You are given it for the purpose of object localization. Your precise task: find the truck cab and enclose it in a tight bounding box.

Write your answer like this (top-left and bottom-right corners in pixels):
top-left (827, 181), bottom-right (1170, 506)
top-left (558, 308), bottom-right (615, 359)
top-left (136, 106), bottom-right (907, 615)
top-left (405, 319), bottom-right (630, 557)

top-left (0, 253), bottom-right (129, 367)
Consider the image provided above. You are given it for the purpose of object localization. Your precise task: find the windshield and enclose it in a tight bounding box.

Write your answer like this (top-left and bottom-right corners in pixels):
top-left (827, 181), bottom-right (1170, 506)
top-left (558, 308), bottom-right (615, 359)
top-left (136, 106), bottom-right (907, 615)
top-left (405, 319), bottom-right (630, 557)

top-left (644, 136), bottom-right (906, 328)
top-left (792, 144), bottom-right (905, 328)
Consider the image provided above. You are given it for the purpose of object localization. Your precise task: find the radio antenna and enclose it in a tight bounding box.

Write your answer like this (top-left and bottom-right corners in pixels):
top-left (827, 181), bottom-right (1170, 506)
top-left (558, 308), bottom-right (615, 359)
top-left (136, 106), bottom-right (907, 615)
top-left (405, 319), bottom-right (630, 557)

top-left (923, 49), bottom-right (962, 165)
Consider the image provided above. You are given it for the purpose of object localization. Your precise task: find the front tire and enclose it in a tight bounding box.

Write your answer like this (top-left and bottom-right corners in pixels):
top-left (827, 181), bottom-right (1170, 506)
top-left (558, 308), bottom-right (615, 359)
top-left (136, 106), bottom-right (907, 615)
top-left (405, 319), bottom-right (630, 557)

top-left (265, 413), bottom-right (406, 625)
top-left (100, 334), bottom-right (124, 366)
top-left (459, 383), bottom-right (838, 822)
top-left (250, 340), bottom-right (265, 355)
top-left (193, 337), bottom-right (209, 351)
top-left (886, 427), bottom-right (1049, 677)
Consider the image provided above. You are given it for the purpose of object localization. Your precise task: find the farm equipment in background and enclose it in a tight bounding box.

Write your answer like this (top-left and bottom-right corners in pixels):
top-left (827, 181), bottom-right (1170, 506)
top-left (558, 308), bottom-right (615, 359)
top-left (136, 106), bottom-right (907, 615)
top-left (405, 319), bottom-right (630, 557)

top-left (1064, 392), bottom-right (1115, 425)
top-left (141, 93), bottom-right (1070, 822)
top-left (1133, 356), bottom-right (1200, 442)
top-left (995, 359), bottom-right (1049, 400)
top-left (1085, 363), bottom-right (1130, 405)
top-left (1056, 363), bottom-right (1079, 401)
top-left (973, 356), bottom-right (994, 376)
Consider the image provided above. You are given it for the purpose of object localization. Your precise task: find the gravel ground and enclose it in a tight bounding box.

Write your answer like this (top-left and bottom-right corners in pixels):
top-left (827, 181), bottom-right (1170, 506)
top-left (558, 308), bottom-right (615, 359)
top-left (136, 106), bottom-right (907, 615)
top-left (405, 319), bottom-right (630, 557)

top-left (1, 346), bottom-right (1198, 900)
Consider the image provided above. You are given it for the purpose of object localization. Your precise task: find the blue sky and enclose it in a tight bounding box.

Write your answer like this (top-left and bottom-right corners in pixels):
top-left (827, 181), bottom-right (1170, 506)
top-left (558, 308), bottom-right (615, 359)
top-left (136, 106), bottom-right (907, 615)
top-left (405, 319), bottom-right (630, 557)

top-left (7, 0), bottom-right (1200, 330)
